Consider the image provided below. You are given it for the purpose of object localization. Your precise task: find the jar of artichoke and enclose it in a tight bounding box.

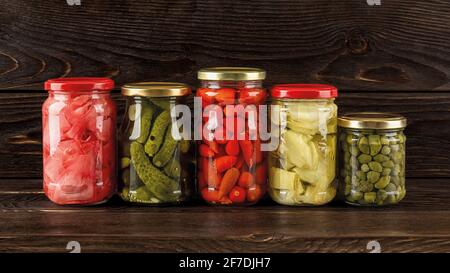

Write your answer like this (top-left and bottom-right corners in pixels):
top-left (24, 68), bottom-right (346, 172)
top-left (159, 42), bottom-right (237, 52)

top-left (268, 84), bottom-right (338, 206)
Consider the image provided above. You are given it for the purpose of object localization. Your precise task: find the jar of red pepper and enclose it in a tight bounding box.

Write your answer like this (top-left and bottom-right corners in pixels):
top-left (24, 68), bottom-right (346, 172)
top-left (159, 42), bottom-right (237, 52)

top-left (43, 78), bottom-right (117, 205)
top-left (197, 67), bottom-right (267, 205)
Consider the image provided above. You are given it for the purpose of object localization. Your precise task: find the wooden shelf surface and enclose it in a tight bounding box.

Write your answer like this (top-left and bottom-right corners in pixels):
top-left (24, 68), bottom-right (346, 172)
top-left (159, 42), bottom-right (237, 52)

top-left (0, 178), bottom-right (449, 253)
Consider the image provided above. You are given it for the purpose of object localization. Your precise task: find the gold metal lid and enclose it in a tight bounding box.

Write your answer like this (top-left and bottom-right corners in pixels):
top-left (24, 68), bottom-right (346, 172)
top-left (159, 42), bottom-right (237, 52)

top-left (121, 82), bottom-right (191, 97)
top-left (198, 67), bottom-right (266, 81)
top-left (338, 112), bottom-right (407, 129)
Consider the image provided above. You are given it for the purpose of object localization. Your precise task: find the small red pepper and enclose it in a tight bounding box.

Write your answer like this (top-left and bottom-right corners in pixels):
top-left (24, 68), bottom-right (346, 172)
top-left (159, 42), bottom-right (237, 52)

top-left (246, 184), bottom-right (264, 203)
top-left (215, 156), bottom-right (238, 173)
top-left (199, 144), bottom-right (215, 157)
top-left (197, 88), bottom-right (216, 106)
top-left (238, 171), bottom-right (255, 188)
top-left (253, 140), bottom-right (263, 164)
top-left (239, 88), bottom-right (266, 105)
top-left (225, 140), bottom-right (240, 156)
top-left (205, 140), bottom-right (219, 154)
top-left (201, 188), bottom-right (220, 203)
top-left (239, 140), bottom-right (254, 167)
top-left (255, 163), bottom-right (267, 185)
top-left (218, 167), bottom-right (240, 198)
top-left (203, 159), bottom-right (222, 188)
top-left (229, 186), bottom-right (246, 203)
top-left (215, 88), bottom-right (235, 105)
top-left (234, 156), bottom-right (244, 169)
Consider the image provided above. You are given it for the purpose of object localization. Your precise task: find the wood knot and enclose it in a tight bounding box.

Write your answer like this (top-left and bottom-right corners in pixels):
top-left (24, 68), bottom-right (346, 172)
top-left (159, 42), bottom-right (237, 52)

top-left (347, 31), bottom-right (370, 55)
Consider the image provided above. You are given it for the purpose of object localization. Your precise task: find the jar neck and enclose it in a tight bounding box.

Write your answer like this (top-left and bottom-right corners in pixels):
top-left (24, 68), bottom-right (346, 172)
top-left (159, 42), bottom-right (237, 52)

top-left (341, 128), bottom-right (405, 134)
top-left (48, 90), bottom-right (111, 99)
top-left (272, 98), bottom-right (335, 102)
top-left (200, 80), bottom-right (263, 89)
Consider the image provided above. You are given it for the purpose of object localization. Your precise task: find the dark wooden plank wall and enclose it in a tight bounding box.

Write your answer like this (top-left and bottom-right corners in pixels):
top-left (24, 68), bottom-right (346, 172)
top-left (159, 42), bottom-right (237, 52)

top-left (0, 0), bottom-right (449, 179)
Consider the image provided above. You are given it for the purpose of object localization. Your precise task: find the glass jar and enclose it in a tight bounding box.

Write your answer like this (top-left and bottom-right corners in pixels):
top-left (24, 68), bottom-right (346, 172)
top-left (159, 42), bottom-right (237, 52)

top-left (119, 82), bottom-right (194, 205)
top-left (43, 78), bottom-right (117, 205)
top-left (268, 84), bottom-right (338, 205)
top-left (197, 67), bottom-right (267, 205)
top-left (338, 113), bottom-right (407, 206)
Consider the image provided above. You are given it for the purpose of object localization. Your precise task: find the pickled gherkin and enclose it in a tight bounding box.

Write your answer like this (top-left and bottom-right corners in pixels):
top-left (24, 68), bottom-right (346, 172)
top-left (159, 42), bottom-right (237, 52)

top-left (153, 124), bottom-right (178, 167)
top-left (129, 100), bottom-right (156, 144)
top-left (118, 82), bottom-right (194, 205)
top-left (338, 113), bottom-right (407, 206)
top-left (268, 85), bottom-right (338, 206)
top-left (145, 111), bottom-right (170, 157)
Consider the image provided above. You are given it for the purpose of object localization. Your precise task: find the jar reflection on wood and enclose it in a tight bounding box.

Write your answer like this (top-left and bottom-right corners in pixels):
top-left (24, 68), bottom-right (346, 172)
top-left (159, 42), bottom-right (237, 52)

top-left (338, 113), bottom-right (407, 206)
top-left (119, 82), bottom-right (195, 205)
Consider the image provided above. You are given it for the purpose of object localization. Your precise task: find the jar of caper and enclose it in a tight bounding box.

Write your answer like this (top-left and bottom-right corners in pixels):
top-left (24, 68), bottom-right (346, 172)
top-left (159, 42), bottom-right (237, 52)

top-left (338, 113), bottom-right (407, 206)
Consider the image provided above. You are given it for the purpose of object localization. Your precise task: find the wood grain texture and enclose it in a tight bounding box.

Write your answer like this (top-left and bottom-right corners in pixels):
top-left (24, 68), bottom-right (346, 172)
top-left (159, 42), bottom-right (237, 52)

top-left (0, 92), bottom-right (448, 178)
top-left (0, 179), bottom-right (449, 253)
top-left (0, 0), bottom-right (448, 91)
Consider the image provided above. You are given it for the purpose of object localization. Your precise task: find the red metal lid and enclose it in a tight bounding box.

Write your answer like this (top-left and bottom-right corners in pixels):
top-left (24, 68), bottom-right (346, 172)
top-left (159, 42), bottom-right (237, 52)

top-left (45, 77), bottom-right (114, 92)
top-left (271, 84), bottom-right (338, 99)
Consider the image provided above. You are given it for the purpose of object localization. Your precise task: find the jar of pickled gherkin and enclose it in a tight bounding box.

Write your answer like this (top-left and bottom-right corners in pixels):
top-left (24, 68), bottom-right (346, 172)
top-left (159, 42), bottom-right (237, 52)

top-left (197, 67), bottom-right (267, 205)
top-left (268, 84), bottom-right (338, 206)
top-left (338, 113), bottom-right (407, 206)
top-left (119, 82), bottom-right (194, 205)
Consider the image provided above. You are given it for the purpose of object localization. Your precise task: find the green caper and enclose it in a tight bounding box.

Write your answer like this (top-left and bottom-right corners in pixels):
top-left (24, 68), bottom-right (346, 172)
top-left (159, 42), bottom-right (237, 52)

top-left (367, 171), bottom-right (380, 183)
top-left (356, 170), bottom-right (367, 181)
top-left (375, 176), bottom-right (391, 189)
top-left (381, 146), bottom-right (391, 155)
top-left (345, 176), bottom-right (351, 184)
top-left (364, 192), bottom-right (377, 203)
top-left (391, 151), bottom-right (403, 164)
top-left (368, 135), bottom-right (382, 156)
top-left (391, 144), bottom-right (400, 152)
top-left (374, 154), bottom-right (389, 163)
top-left (351, 175), bottom-right (359, 187)
top-left (386, 195), bottom-right (397, 204)
top-left (381, 136), bottom-right (390, 145)
top-left (358, 136), bottom-right (370, 154)
top-left (350, 156), bottom-right (359, 169)
top-left (361, 164), bottom-right (370, 173)
top-left (358, 181), bottom-right (373, 193)
top-left (344, 151), bottom-right (351, 163)
top-left (385, 183), bottom-right (397, 192)
top-left (376, 190), bottom-right (388, 202)
top-left (358, 154), bottom-right (372, 164)
top-left (350, 146), bottom-right (360, 156)
top-left (391, 176), bottom-right (400, 185)
top-left (368, 162), bottom-right (383, 172)
top-left (346, 134), bottom-right (357, 145)
top-left (382, 160), bottom-right (395, 169)
top-left (345, 184), bottom-right (351, 195)
top-left (382, 168), bottom-right (392, 176)
top-left (349, 190), bottom-right (363, 201)
top-left (391, 165), bottom-right (401, 177)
